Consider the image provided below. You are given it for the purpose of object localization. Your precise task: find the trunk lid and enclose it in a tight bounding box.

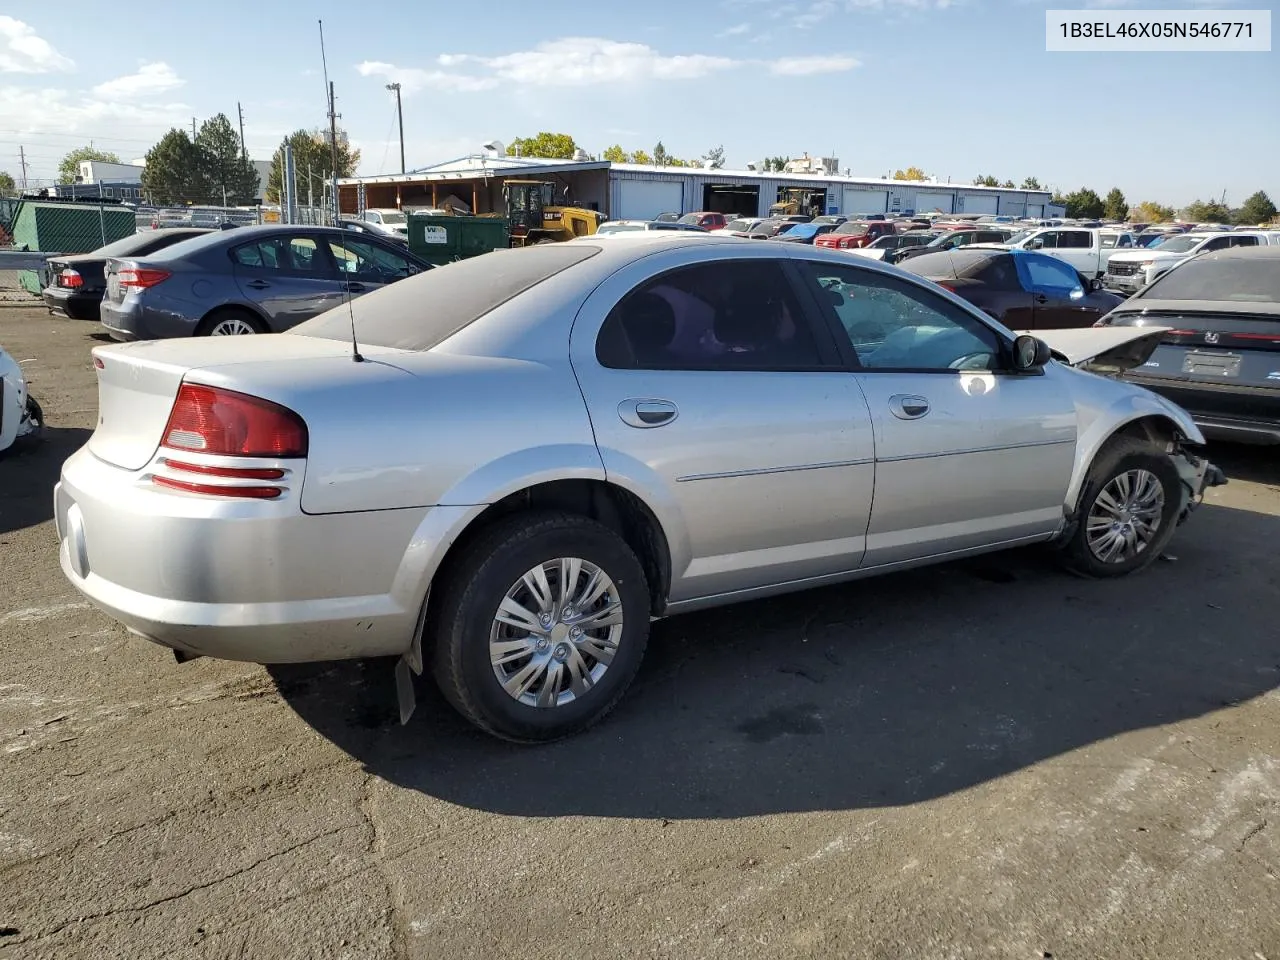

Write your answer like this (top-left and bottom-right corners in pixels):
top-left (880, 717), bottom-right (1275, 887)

top-left (88, 336), bottom-right (371, 471)
top-left (1106, 307), bottom-right (1280, 389)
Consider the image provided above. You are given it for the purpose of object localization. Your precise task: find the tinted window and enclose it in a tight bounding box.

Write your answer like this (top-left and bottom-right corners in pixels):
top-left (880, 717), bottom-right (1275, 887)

top-left (1023, 254), bottom-right (1082, 292)
top-left (976, 231), bottom-right (1009, 243)
top-left (1203, 236), bottom-right (1234, 251)
top-left (328, 238), bottom-right (417, 281)
top-left (973, 255), bottom-right (1021, 290)
top-left (800, 262), bottom-right (1002, 371)
top-left (596, 260), bottom-right (823, 371)
top-left (1061, 231), bottom-right (1093, 249)
top-left (93, 230), bottom-right (201, 258)
top-left (1140, 256), bottom-right (1280, 303)
top-left (232, 236), bottom-right (326, 273)
top-left (293, 245), bottom-right (600, 351)
top-left (900, 249), bottom-right (999, 279)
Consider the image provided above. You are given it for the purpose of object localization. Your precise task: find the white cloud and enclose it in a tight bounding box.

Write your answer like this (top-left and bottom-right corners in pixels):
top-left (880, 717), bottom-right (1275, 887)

top-left (769, 54), bottom-right (861, 75)
top-left (0, 16), bottom-right (74, 73)
top-left (92, 62), bottom-right (184, 99)
top-left (356, 60), bottom-right (498, 94)
top-left (718, 22), bottom-right (753, 37)
top-left (792, 0), bottom-right (957, 26)
top-left (446, 38), bottom-right (738, 86)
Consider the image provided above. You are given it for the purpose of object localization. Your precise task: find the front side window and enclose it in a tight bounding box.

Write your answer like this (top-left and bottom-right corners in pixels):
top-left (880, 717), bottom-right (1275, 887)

top-left (1033, 231), bottom-right (1059, 249)
top-left (232, 236), bottom-right (328, 274)
top-left (596, 260), bottom-right (823, 371)
top-left (329, 238), bottom-right (415, 281)
top-left (799, 262), bottom-right (1002, 372)
top-left (1021, 253), bottom-right (1083, 293)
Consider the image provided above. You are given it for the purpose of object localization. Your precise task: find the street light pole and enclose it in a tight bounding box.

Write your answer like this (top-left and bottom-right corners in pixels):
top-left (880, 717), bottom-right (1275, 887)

top-left (386, 82), bottom-right (405, 175)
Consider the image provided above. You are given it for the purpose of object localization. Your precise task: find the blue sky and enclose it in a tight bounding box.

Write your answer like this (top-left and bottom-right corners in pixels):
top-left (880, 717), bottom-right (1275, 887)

top-left (0, 1), bottom-right (1275, 206)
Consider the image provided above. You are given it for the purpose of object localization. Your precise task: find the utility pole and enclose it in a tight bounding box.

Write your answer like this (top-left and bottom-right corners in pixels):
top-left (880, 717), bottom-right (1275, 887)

top-left (328, 80), bottom-right (340, 224)
top-left (237, 102), bottom-right (247, 161)
top-left (19, 145), bottom-right (28, 191)
top-left (386, 82), bottom-right (405, 174)
top-left (191, 116), bottom-right (198, 139)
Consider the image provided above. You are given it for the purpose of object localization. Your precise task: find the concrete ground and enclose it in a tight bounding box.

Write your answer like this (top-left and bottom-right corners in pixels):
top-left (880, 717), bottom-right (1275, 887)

top-left (1, 302), bottom-right (1277, 960)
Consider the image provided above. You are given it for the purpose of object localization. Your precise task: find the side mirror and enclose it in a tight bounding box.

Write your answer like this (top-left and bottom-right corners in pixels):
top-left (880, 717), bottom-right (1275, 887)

top-left (1029, 238), bottom-right (1044, 249)
top-left (1090, 277), bottom-right (1104, 292)
top-left (1013, 334), bottom-right (1052, 372)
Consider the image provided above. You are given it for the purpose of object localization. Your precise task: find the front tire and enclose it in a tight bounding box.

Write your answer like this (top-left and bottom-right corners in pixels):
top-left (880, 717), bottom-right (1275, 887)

top-left (430, 512), bottom-right (651, 742)
top-left (1060, 438), bottom-right (1182, 578)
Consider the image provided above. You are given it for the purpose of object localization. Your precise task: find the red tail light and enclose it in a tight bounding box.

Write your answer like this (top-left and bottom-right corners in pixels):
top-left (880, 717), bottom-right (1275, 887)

top-left (57, 269), bottom-right (83, 288)
top-left (116, 268), bottom-right (171, 289)
top-left (936, 282), bottom-right (957, 292)
top-left (161, 384), bottom-right (308, 458)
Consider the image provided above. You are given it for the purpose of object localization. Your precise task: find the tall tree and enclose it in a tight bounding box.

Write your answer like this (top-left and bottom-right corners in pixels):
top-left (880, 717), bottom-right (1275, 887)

top-left (1132, 200), bottom-right (1176, 223)
top-left (141, 129), bottom-right (206, 204)
top-left (1183, 198), bottom-right (1231, 223)
top-left (973, 175), bottom-right (999, 187)
top-left (195, 113), bottom-right (259, 205)
top-left (1103, 187), bottom-right (1129, 222)
top-left (1064, 188), bottom-right (1104, 219)
top-left (1050, 190), bottom-right (1066, 206)
top-left (602, 144), bottom-right (627, 163)
top-left (893, 166), bottom-right (928, 181)
top-left (0, 171), bottom-right (15, 197)
top-left (763, 156), bottom-right (789, 172)
top-left (58, 146), bottom-right (122, 184)
top-left (266, 128), bottom-right (361, 205)
top-left (1235, 190), bottom-right (1277, 225)
top-left (508, 132), bottom-right (578, 159)
top-left (702, 145), bottom-right (725, 169)
top-left (1001, 179), bottom-right (1016, 189)
top-left (1021, 176), bottom-right (1042, 191)
top-left (653, 141), bottom-right (669, 166)
top-left (629, 148), bottom-right (652, 165)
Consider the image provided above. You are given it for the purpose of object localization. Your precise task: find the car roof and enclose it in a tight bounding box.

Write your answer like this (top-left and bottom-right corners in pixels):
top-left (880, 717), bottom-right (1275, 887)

top-left (1197, 244), bottom-right (1280, 261)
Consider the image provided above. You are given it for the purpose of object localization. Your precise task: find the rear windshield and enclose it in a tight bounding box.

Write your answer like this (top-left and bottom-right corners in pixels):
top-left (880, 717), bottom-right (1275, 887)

top-left (899, 249), bottom-right (996, 278)
top-left (291, 245), bottom-right (601, 350)
top-left (724, 219), bottom-right (754, 232)
top-left (1151, 236), bottom-right (1201, 254)
top-left (93, 230), bottom-right (197, 258)
top-left (1140, 257), bottom-right (1280, 303)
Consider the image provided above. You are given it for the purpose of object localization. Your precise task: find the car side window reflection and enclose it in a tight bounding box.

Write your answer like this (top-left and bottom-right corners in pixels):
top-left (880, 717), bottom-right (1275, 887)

top-left (799, 262), bottom-right (1002, 372)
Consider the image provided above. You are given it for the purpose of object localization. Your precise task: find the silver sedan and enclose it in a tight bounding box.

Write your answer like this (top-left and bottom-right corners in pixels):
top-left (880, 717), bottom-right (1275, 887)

top-left (57, 234), bottom-right (1224, 741)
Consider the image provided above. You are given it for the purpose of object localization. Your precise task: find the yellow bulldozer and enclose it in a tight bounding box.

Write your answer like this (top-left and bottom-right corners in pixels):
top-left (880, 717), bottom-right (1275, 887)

top-left (503, 179), bottom-right (603, 246)
top-left (769, 187), bottom-right (826, 219)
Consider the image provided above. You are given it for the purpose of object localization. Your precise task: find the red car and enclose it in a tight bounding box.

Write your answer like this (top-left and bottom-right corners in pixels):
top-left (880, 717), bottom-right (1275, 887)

top-left (677, 211), bottom-right (726, 230)
top-left (814, 220), bottom-right (899, 250)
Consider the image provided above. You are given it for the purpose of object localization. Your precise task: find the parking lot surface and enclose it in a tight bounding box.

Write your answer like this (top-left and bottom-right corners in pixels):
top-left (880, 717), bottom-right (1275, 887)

top-left (2, 302), bottom-right (1278, 960)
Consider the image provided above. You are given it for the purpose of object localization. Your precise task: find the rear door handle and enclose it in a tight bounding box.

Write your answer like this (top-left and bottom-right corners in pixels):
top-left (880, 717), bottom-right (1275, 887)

top-left (346, 282), bottom-right (367, 293)
top-left (1034, 294), bottom-right (1049, 304)
top-left (245, 279), bottom-right (270, 290)
top-left (889, 394), bottom-right (930, 420)
top-left (618, 398), bottom-right (678, 429)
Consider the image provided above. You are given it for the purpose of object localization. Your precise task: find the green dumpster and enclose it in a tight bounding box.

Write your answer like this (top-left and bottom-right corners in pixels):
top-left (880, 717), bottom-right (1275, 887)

top-left (407, 214), bottom-right (510, 266)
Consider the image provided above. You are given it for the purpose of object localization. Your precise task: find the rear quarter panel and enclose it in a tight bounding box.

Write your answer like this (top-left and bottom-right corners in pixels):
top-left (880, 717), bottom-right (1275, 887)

top-left (187, 351), bottom-right (604, 515)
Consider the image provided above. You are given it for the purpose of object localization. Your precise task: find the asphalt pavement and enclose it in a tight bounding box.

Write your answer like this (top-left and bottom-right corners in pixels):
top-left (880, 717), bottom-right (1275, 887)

top-left (1, 303), bottom-right (1277, 960)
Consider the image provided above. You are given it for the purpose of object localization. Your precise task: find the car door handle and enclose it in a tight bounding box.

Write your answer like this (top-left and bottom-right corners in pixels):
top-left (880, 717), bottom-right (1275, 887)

top-left (618, 398), bottom-right (678, 428)
top-left (1034, 294), bottom-right (1049, 304)
top-left (245, 279), bottom-right (270, 290)
top-left (889, 394), bottom-right (930, 420)
top-left (345, 282), bottom-right (367, 293)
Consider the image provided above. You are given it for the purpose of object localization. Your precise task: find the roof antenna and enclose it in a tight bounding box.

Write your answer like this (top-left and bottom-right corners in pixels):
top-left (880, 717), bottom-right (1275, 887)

top-left (340, 234), bottom-right (364, 362)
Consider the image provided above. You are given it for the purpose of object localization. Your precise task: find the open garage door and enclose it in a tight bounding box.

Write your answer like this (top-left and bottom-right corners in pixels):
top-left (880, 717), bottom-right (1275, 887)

top-left (963, 194), bottom-right (999, 215)
top-left (842, 188), bottom-right (887, 215)
top-left (915, 191), bottom-right (953, 215)
top-left (616, 180), bottom-right (684, 220)
top-left (703, 183), bottom-right (760, 217)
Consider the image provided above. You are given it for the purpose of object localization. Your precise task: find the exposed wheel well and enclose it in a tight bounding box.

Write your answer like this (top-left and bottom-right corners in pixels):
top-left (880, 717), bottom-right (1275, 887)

top-left (196, 304), bottom-right (268, 335)
top-left (1110, 414), bottom-right (1185, 452)
top-left (429, 480), bottom-right (672, 618)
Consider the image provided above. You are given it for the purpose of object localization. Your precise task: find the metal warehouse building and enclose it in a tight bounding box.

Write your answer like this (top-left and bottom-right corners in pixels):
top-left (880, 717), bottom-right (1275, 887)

top-left (337, 152), bottom-right (1053, 221)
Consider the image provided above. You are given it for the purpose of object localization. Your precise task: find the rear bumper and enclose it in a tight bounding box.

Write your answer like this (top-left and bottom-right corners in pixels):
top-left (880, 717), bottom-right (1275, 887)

top-left (54, 445), bottom-right (465, 663)
top-left (42, 287), bottom-right (101, 321)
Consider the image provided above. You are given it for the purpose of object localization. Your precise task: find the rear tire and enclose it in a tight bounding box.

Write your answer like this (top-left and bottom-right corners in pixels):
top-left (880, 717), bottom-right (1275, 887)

top-left (1059, 438), bottom-right (1182, 578)
top-left (197, 309), bottom-right (266, 337)
top-left (430, 511), bottom-right (651, 742)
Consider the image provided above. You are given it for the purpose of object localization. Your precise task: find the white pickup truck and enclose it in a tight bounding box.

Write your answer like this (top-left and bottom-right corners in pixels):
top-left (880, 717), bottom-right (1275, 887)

top-left (1001, 226), bottom-right (1137, 279)
top-left (1103, 230), bottom-right (1276, 295)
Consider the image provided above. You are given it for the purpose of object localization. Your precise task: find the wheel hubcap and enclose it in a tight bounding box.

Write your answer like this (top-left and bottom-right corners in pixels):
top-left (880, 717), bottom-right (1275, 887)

top-left (211, 317), bottom-right (256, 336)
top-left (489, 557), bottom-right (624, 708)
top-left (1085, 468), bottom-right (1165, 564)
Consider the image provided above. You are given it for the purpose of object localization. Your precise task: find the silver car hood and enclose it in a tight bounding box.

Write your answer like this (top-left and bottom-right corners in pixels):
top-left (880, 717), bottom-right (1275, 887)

top-left (1018, 326), bottom-right (1170, 374)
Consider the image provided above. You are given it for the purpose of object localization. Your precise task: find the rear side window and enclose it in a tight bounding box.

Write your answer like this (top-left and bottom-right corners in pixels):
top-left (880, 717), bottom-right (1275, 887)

top-left (1140, 257), bottom-right (1280, 303)
top-left (596, 260), bottom-right (824, 371)
top-left (1061, 231), bottom-right (1093, 249)
top-left (292, 245), bottom-right (600, 350)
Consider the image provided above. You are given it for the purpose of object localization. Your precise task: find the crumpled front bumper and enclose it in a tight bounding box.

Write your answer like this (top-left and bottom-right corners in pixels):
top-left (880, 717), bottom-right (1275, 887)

top-left (1173, 448), bottom-right (1227, 524)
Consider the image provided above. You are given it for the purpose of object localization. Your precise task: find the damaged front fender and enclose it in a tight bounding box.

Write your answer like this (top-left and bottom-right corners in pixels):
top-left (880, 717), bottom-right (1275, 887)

top-left (1173, 447), bottom-right (1228, 525)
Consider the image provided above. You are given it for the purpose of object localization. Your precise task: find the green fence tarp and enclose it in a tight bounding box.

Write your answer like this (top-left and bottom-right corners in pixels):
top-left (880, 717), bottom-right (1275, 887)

top-left (10, 199), bottom-right (136, 294)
